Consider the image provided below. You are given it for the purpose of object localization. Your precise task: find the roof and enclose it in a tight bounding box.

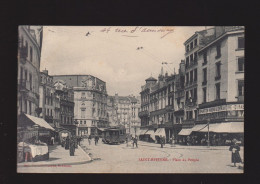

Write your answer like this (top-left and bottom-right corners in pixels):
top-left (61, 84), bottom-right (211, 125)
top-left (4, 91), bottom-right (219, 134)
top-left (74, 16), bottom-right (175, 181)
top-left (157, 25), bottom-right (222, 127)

top-left (145, 76), bottom-right (157, 81)
top-left (127, 96), bottom-right (138, 103)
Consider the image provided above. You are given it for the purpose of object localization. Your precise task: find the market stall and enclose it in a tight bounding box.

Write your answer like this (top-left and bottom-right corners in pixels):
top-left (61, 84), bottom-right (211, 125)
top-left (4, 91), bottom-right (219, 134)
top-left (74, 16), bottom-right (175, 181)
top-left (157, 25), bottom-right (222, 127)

top-left (18, 142), bottom-right (49, 162)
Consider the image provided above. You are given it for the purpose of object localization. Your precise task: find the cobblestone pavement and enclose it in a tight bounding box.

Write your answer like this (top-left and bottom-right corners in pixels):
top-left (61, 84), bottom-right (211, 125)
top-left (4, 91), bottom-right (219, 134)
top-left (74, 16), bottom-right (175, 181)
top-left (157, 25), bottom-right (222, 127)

top-left (18, 139), bottom-right (244, 173)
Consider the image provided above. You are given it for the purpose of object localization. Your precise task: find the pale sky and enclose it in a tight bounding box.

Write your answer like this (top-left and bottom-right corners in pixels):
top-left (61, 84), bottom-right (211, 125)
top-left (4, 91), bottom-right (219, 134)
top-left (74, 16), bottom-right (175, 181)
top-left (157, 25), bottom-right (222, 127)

top-left (40, 26), bottom-right (207, 96)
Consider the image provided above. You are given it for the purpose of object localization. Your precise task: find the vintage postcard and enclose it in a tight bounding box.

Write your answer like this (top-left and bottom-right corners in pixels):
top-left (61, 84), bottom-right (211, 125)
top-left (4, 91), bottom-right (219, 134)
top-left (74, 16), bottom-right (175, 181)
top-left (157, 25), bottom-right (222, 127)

top-left (17, 26), bottom-right (244, 173)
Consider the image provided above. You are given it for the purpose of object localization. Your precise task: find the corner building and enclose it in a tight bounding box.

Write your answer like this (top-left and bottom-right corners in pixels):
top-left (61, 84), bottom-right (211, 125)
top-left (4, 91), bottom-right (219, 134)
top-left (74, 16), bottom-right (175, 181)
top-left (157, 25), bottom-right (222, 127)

top-left (53, 75), bottom-right (109, 136)
top-left (17, 26), bottom-right (43, 117)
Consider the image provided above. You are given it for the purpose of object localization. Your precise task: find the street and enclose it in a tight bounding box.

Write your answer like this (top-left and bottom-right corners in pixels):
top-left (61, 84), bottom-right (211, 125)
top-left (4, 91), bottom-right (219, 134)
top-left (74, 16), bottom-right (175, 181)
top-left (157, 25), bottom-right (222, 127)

top-left (18, 138), bottom-right (243, 173)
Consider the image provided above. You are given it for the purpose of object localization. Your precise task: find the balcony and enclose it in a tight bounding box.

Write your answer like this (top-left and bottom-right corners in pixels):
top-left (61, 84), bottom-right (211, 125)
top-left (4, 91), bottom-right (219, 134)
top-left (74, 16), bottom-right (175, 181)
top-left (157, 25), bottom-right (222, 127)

top-left (202, 81), bottom-right (207, 86)
top-left (186, 61), bottom-right (198, 70)
top-left (18, 79), bottom-right (30, 92)
top-left (138, 110), bottom-right (149, 117)
top-left (215, 75), bottom-right (221, 81)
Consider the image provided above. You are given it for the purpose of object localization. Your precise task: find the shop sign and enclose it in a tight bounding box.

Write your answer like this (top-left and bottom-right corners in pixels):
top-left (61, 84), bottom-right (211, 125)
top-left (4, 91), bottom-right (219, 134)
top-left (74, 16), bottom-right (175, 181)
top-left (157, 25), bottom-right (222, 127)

top-left (199, 104), bottom-right (244, 114)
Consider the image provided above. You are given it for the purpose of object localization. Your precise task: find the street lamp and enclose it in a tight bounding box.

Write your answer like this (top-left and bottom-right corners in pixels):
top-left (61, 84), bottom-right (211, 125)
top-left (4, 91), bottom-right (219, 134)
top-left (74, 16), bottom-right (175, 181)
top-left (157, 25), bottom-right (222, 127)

top-left (207, 119), bottom-right (210, 148)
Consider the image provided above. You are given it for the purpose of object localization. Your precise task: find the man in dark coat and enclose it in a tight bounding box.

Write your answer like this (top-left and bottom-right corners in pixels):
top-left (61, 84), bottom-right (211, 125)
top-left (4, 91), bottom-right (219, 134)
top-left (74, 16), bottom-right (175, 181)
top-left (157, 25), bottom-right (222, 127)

top-left (70, 137), bottom-right (75, 156)
top-left (95, 135), bottom-right (98, 145)
top-left (132, 136), bottom-right (138, 148)
top-left (65, 136), bottom-right (70, 150)
top-left (229, 139), bottom-right (242, 167)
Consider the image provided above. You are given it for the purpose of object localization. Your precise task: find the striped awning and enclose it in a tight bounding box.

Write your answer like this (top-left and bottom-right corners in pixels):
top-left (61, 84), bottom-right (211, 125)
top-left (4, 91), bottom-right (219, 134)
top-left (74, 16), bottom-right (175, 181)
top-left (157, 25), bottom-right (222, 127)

top-left (24, 114), bottom-right (55, 131)
top-left (197, 122), bottom-right (244, 133)
top-left (154, 128), bottom-right (166, 137)
top-left (178, 128), bottom-right (193, 136)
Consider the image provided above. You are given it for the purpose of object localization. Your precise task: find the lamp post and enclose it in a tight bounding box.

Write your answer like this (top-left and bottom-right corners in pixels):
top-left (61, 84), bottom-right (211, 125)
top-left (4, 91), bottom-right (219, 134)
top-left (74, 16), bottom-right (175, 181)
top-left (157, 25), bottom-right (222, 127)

top-left (207, 119), bottom-right (210, 148)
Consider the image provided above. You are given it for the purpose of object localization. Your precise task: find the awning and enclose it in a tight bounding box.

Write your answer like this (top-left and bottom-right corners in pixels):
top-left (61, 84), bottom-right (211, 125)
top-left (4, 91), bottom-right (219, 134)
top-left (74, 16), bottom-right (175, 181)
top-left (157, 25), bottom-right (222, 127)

top-left (191, 124), bottom-right (208, 132)
top-left (145, 129), bottom-right (156, 140)
top-left (178, 128), bottom-right (193, 136)
top-left (24, 114), bottom-right (55, 131)
top-left (193, 122), bottom-right (244, 133)
top-left (212, 122), bottom-right (244, 133)
top-left (97, 128), bottom-right (106, 131)
top-left (154, 128), bottom-right (166, 137)
top-left (194, 123), bottom-right (219, 133)
top-left (144, 130), bottom-right (155, 135)
top-left (139, 129), bottom-right (148, 135)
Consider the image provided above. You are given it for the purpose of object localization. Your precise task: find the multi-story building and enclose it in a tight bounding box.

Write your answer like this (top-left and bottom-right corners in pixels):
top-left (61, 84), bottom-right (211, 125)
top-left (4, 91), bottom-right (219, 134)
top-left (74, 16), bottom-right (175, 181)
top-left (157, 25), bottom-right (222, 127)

top-left (195, 26), bottom-right (244, 139)
top-left (183, 28), bottom-right (216, 129)
top-left (17, 26), bottom-right (43, 118)
top-left (53, 80), bottom-right (75, 134)
top-left (128, 95), bottom-right (141, 128)
top-left (106, 94), bottom-right (141, 135)
top-left (139, 67), bottom-right (184, 142)
top-left (17, 26), bottom-right (45, 144)
top-left (39, 70), bottom-right (56, 127)
top-left (173, 60), bottom-right (185, 126)
top-left (53, 75), bottom-right (109, 136)
top-left (178, 26), bottom-right (244, 143)
top-left (107, 96), bottom-right (117, 126)
top-left (139, 76), bottom-right (156, 128)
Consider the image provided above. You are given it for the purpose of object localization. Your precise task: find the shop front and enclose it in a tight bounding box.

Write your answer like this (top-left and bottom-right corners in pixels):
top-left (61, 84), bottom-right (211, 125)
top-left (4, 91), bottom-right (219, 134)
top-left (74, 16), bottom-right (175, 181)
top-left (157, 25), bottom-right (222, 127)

top-left (144, 129), bottom-right (156, 142)
top-left (139, 128), bottom-right (148, 140)
top-left (17, 113), bottom-right (55, 162)
top-left (154, 128), bottom-right (166, 143)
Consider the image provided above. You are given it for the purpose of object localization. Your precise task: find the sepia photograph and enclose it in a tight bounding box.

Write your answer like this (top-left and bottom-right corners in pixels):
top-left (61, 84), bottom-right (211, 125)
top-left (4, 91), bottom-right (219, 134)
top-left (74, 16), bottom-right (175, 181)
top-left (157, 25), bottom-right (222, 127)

top-left (17, 26), bottom-right (244, 173)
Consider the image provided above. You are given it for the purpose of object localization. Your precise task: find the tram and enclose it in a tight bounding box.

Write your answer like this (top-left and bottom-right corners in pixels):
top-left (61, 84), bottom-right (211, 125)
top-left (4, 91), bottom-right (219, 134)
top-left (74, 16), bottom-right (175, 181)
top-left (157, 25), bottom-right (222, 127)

top-left (102, 126), bottom-right (127, 144)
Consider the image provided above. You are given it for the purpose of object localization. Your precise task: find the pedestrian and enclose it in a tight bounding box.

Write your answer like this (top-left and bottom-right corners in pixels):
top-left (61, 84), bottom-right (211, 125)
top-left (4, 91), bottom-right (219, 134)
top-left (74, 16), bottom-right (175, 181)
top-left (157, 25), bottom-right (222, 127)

top-left (132, 136), bottom-right (138, 148)
top-left (229, 139), bottom-right (242, 167)
top-left (51, 136), bottom-right (54, 145)
top-left (160, 135), bottom-right (164, 148)
top-left (95, 135), bottom-right (98, 145)
top-left (88, 135), bottom-right (91, 145)
top-left (126, 136), bottom-right (129, 147)
top-left (187, 136), bottom-right (191, 146)
top-left (65, 136), bottom-right (70, 150)
top-left (69, 136), bottom-right (75, 156)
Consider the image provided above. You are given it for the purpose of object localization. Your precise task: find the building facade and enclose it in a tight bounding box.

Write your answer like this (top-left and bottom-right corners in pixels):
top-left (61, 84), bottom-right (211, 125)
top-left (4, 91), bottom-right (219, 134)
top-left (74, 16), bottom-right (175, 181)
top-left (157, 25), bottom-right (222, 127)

top-left (196, 26), bottom-right (244, 130)
top-left (39, 70), bottom-right (56, 127)
top-left (53, 75), bottom-right (109, 136)
top-left (178, 26), bottom-right (244, 145)
top-left (139, 66), bottom-right (185, 142)
top-left (183, 28), bottom-right (216, 129)
top-left (173, 60), bottom-right (185, 126)
top-left (54, 80), bottom-right (75, 134)
top-left (107, 94), bottom-right (141, 133)
top-left (17, 26), bottom-right (43, 118)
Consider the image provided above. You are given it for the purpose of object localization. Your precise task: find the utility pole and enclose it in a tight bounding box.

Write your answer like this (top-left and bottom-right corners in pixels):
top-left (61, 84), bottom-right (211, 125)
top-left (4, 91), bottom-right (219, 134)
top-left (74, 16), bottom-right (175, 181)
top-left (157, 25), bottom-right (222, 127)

top-left (207, 119), bottom-right (210, 148)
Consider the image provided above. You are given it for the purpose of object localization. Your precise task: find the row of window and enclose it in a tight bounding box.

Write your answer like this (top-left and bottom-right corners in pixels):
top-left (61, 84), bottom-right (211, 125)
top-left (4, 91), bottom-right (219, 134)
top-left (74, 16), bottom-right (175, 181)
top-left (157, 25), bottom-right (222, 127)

top-left (19, 36), bottom-right (34, 63)
top-left (185, 88), bottom-right (197, 101)
top-left (19, 99), bottom-right (32, 115)
top-left (185, 68), bottom-right (197, 85)
top-left (61, 115), bottom-right (73, 124)
top-left (19, 67), bottom-right (33, 91)
top-left (186, 38), bottom-right (198, 52)
top-left (201, 80), bottom-right (244, 103)
top-left (186, 52), bottom-right (198, 68)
